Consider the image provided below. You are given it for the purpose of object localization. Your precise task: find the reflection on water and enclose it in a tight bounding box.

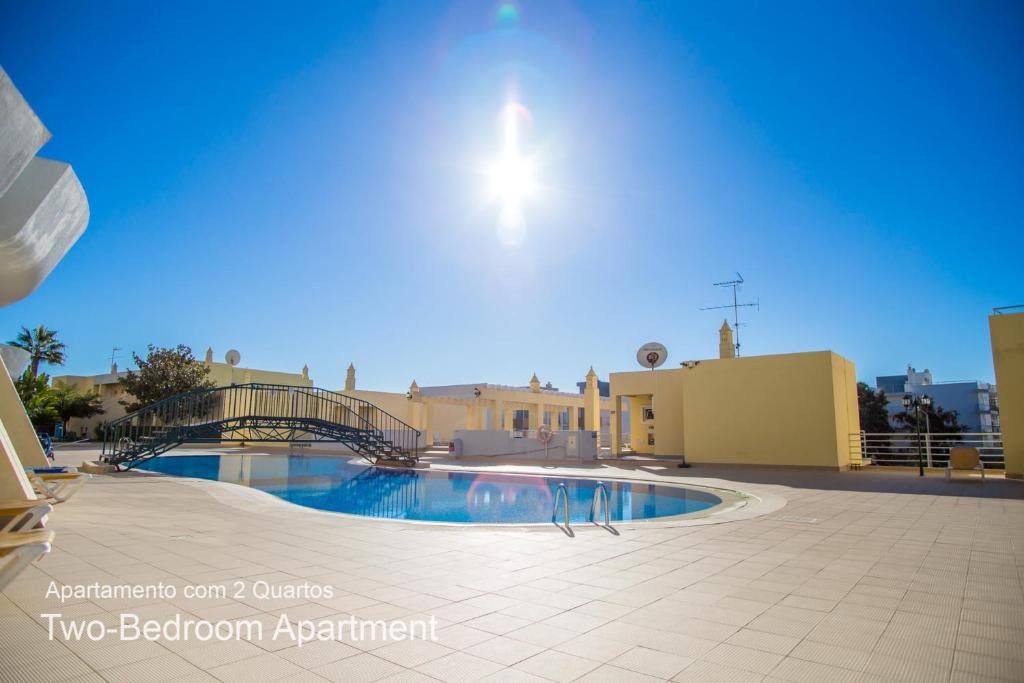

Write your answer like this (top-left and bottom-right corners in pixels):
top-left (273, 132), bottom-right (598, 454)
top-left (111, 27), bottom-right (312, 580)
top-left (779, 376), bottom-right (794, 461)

top-left (141, 455), bottom-right (721, 524)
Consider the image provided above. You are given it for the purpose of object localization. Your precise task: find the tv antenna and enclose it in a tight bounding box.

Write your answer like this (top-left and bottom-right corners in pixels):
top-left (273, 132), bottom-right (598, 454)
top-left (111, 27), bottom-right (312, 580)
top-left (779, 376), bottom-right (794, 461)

top-left (700, 272), bottom-right (759, 356)
top-left (109, 346), bottom-right (122, 367)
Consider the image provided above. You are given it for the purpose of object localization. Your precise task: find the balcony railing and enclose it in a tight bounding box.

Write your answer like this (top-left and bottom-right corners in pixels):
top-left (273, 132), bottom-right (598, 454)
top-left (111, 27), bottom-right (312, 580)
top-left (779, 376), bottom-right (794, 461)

top-left (851, 432), bottom-right (1004, 469)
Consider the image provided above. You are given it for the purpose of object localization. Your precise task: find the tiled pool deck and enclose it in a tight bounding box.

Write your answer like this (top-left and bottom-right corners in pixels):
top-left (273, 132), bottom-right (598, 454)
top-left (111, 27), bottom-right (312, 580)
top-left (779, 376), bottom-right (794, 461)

top-left (3, 448), bottom-right (1023, 682)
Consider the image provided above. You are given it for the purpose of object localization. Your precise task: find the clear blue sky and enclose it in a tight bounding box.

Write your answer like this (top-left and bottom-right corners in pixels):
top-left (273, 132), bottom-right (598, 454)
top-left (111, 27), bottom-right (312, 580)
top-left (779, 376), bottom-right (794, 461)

top-left (2, 1), bottom-right (1021, 392)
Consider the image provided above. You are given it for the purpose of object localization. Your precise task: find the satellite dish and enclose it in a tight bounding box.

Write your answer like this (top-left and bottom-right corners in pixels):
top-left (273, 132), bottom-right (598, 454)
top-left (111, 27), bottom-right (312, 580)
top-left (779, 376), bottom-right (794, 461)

top-left (224, 349), bottom-right (241, 366)
top-left (636, 342), bottom-right (668, 369)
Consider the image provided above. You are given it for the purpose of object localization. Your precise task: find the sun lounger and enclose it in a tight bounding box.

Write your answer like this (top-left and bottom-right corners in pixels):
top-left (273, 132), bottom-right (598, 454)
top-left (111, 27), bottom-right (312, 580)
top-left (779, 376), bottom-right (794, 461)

top-left (0, 529), bottom-right (54, 591)
top-left (26, 471), bottom-right (90, 502)
top-left (0, 500), bottom-right (53, 534)
top-left (946, 447), bottom-right (985, 482)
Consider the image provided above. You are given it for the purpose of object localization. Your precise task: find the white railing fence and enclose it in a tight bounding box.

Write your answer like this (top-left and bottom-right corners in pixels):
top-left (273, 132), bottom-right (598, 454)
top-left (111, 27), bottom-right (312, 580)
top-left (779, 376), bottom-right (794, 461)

top-left (852, 432), bottom-right (1004, 469)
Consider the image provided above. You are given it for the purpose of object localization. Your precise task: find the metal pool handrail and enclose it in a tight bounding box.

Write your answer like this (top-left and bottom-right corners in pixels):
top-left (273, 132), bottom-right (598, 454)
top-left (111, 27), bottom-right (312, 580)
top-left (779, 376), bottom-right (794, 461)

top-left (591, 481), bottom-right (610, 526)
top-left (552, 482), bottom-right (570, 529)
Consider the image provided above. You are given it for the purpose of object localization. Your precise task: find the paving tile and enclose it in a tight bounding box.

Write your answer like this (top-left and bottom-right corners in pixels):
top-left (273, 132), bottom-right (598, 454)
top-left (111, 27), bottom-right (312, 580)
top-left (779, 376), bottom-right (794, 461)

top-left (275, 640), bottom-right (361, 668)
top-left (464, 613), bottom-right (534, 636)
top-left (725, 629), bottom-right (800, 656)
top-left (611, 645), bottom-right (693, 678)
top-left (15, 454), bottom-right (1024, 683)
top-left (672, 659), bottom-right (766, 682)
top-left (100, 653), bottom-right (214, 682)
top-left (313, 652), bottom-right (405, 683)
top-left (514, 650), bottom-right (603, 682)
top-left (180, 640), bottom-right (266, 669)
top-left (465, 636), bottom-right (545, 666)
top-left (498, 603), bottom-right (564, 622)
top-left (862, 651), bottom-right (950, 682)
top-left (702, 643), bottom-right (784, 675)
top-left (208, 652), bottom-right (305, 682)
top-left (434, 624), bottom-right (497, 650)
top-left (952, 650), bottom-right (1024, 682)
top-left (248, 669), bottom-right (330, 683)
top-left (478, 669), bottom-right (551, 683)
top-left (576, 664), bottom-right (665, 682)
top-left (745, 615), bottom-right (816, 639)
top-left (376, 672), bottom-right (441, 683)
top-left (767, 656), bottom-right (861, 683)
top-left (554, 633), bottom-right (635, 662)
top-left (0, 653), bottom-right (97, 683)
top-left (415, 651), bottom-right (506, 683)
top-left (372, 639), bottom-right (453, 668)
top-left (788, 640), bottom-right (868, 672)
top-left (505, 623), bottom-right (577, 648)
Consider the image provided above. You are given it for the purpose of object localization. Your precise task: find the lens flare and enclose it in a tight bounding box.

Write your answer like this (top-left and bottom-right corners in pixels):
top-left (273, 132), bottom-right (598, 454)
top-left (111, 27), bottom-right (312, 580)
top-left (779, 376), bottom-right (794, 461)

top-left (496, 3), bottom-right (520, 28)
top-left (487, 101), bottom-right (538, 245)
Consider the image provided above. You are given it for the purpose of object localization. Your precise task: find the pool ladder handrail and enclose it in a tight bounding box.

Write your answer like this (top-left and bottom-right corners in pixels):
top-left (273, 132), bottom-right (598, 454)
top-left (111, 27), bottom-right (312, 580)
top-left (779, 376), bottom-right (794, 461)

top-left (590, 480), bottom-right (610, 526)
top-left (552, 482), bottom-right (570, 529)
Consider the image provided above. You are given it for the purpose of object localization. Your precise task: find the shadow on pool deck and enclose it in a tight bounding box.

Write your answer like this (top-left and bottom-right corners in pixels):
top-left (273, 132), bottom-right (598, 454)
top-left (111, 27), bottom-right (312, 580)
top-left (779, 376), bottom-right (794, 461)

top-left (640, 463), bottom-right (1024, 500)
top-left (427, 453), bottom-right (1024, 500)
top-left (56, 444), bottom-right (1024, 500)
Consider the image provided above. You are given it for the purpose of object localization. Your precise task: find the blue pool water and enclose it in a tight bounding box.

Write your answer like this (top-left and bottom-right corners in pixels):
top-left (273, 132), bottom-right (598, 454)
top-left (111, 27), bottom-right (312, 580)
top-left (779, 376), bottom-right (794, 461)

top-left (140, 454), bottom-right (722, 524)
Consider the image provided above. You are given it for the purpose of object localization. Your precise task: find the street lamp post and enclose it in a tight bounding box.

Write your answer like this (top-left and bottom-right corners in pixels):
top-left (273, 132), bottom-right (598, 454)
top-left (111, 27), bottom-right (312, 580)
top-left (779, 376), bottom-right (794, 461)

top-left (902, 394), bottom-right (932, 477)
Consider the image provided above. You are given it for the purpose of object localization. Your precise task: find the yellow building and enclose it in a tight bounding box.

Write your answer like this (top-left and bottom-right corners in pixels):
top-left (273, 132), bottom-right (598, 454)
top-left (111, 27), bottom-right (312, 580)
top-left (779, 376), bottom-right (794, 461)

top-left (610, 322), bottom-right (861, 470)
top-left (990, 308), bottom-right (1024, 479)
top-left (340, 364), bottom-right (611, 446)
top-left (53, 347), bottom-right (313, 438)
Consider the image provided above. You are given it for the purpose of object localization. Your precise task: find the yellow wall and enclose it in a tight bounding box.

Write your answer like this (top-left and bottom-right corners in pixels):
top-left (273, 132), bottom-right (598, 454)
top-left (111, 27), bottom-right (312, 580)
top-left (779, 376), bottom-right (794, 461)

top-left (423, 403), bottom-right (468, 443)
top-left (610, 351), bottom-right (861, 469)
top-left (207, 363), bottom-right (312, 388)
top-left (990, 311), bottom-right (1024, 479)
top-left (343, 383), bottom-right (611, 444)
top-left (55, 361), bottom-right (311, 436)
top-left (340, 389), bottom-right (408, 418)
top-left (627, 394), bottom-right (653, 454)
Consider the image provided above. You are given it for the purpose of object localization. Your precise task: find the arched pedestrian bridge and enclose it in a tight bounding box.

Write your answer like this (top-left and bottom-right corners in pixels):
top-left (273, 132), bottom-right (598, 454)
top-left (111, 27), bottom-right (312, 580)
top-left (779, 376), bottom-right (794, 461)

top-left (102, 384), bottom-right (420, 469)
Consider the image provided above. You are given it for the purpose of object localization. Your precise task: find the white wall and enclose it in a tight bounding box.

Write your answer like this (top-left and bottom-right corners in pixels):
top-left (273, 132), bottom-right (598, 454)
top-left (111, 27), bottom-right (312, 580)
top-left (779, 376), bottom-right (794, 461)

top-left (452, 430), bottom-right (598, 460)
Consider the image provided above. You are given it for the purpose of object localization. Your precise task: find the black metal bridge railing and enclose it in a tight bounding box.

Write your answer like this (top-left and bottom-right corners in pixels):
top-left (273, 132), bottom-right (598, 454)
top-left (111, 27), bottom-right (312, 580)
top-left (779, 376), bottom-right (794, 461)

top-left (101, 383), bottom-right (421, 469)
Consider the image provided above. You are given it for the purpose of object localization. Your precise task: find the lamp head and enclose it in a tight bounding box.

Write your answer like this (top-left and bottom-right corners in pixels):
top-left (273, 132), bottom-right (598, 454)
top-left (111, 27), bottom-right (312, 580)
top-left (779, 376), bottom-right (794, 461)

top-left (902, 395), bottom-right (912, 408)
top-left (921, 395), bottom-right (931, 407)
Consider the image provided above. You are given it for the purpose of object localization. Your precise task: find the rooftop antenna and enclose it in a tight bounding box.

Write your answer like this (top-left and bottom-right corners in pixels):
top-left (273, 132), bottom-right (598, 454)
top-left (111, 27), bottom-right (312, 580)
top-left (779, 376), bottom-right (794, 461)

top-left (700, 272), bottom-right (759, 356)
top-left (109, 346), bottom-right (121, 367)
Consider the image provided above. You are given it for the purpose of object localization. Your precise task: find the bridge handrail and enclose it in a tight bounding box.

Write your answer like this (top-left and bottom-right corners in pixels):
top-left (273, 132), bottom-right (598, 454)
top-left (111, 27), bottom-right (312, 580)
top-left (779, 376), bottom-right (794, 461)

top-left (106, 383), bottom-right (418, 430)
top-left (103, 383), bottom-right (421, 463)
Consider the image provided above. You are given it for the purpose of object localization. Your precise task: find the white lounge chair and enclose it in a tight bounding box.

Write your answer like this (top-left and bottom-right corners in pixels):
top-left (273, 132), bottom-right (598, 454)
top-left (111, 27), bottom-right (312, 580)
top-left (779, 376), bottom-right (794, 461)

top-left (946, 447), bottom-right (985, 482)
top-left (0, 500), bottom-right (54, 534)
top-left (0, 530), bottom-right (54, 591)
top-left (26, 471), bottom-right (90, 503)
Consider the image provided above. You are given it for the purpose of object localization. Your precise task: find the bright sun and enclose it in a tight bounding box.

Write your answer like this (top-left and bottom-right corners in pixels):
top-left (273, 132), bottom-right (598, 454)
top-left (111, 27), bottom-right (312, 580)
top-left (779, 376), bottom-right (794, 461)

top-left (486, 102), bottom-right (538, 244)
top-left (488, 155), bottom-right (537, 205)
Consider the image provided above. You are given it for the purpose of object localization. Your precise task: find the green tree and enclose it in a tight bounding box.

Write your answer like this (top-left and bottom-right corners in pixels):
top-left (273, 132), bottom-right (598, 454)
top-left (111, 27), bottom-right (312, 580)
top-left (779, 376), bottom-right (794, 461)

top-left (48, 382), bottom-right (105, 438)
top-left (15, 372), bottom-right (59, 432)
top-left (23, 394), bottom-right (60, 433)
top-left (8, 325), bottom-right (66, 379)
top-left (21, 385), bottom-right (60, 432)
top-left (893, 403), bottom-right (968, 434)
top-left (857, 382), bottom-right (893, 433)
top-left (118, 345), bottom-right (215, 412)
top-left (15, 371), bottom-right (49, 406)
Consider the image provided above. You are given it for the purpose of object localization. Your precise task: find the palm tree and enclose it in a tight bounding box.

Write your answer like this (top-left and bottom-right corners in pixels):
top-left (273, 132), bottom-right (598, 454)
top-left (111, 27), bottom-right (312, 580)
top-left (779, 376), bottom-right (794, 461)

top-left (8, 325), bottom-right (67, 379)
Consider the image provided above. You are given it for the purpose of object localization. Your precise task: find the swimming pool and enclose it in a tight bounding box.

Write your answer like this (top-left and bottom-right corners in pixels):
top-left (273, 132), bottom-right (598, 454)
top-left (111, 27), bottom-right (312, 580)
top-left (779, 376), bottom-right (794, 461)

top-left (140, 454), bottom-right (723, 524)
